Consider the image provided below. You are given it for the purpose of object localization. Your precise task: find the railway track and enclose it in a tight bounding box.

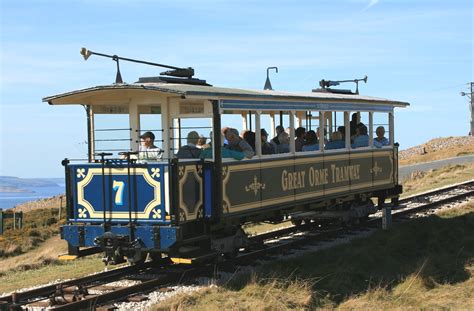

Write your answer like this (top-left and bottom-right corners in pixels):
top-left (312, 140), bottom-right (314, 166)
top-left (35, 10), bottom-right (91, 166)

top-left (1, 180), bottom-right (473, 310)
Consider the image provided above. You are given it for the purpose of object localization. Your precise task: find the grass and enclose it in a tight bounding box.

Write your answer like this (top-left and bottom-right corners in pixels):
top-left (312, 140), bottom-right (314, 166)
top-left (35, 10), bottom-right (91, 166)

top-left (0, 255), bottom-right (110, 294)
top-left (154, 200), bottom-right (474, 310)
top-left (401, 163), bottom-right (474, 198)
top-left (0, 208), bottom-right (63, 258)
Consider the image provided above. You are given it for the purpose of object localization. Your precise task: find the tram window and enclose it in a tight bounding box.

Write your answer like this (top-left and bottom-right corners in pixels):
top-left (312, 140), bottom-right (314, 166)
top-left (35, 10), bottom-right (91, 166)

top-left (351, 112), bottom-right (370, 149)
top-left (325, 111), bottom-right (345, 150)
top-left (302, 111), bottom-right (322, 152)
top-left (257, 113), bottom-right (277, 156)
top-left (373, 112), bottom-right (390, 147)
top-left (219, 111), bottom-right (258, 159)
top-left (139, 111), bottom-right (163, 151)
top-left (171, 117), bottom-right (212, 158)
top-left (93, 113), bottom-right (131, 157)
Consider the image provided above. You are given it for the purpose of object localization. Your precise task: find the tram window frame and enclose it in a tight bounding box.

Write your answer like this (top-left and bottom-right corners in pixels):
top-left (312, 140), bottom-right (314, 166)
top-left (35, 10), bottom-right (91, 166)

top-left (349, 111), bottom-right (371, 150)
top-left (137, 105), bottom-right (165, 156)
top-left (372, 112), bottom-right (392, 148)
top-left (91, 106), bottom-right (132, 160)
top-left (171, 116), bottom-right (213, 160)
top-left (257, 110), bottom-right (296, 158)
top-left (322, 110), bottom-right (348, 153)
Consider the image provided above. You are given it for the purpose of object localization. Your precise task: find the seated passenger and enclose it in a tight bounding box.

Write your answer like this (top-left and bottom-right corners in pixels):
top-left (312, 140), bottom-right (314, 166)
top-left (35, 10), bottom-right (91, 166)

top-left (243, 130), bottom-right (256, 151)
top-left (350, 113), bottom-right (358, 137)
top-left (271, 125), bottom-right (284, 146)
top-left (316, 127), bottom-right (328, 144)
top-left (224, 128), bottom-right (255, 158)
top-left (261, 129), bottom-right (275, 155)
top-left (276, 132), bottom-right (290, 153)
top-left (295, 127), bottom-right (306, 152)
top-left (200, 134), bottom-right (245, 160)
top-left (176, 131), bottom-right (202, 158)
top-left (373, 126), bottom-right (389, 148)
top-left (337, 126), bottom-right (345, 140)
top-left (196, 135), bottom-right (208, 149)
top-left (302, 130), bottom-right (320, 151)
top-left (139, 131), bottom-right (163, 160)
top-left (326, 131), bottom-right (345, 150)
top-left (352, 124), bottom-right (369, 148)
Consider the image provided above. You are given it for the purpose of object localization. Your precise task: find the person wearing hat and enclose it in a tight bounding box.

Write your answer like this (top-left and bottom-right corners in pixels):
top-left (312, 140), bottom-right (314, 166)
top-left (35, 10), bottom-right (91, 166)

top-left (139, 131), bottom-right (163, 160)
top-left (261, 128), bottom-right (275, 155)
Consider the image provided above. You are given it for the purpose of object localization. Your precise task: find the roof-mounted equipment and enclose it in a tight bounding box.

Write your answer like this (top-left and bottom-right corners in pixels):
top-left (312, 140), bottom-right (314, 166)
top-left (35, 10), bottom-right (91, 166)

top-left (263, 66), bottom-right (278, 90)
top-left (80, 47), bottom-right (208, 85)
top-left (313, 75), bottom-right (368, 95)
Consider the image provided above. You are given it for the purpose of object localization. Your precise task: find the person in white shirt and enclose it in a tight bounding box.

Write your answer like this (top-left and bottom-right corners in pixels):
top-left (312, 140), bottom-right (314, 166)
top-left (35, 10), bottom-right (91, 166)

top-left (139, 131), bottom-right (163, 160)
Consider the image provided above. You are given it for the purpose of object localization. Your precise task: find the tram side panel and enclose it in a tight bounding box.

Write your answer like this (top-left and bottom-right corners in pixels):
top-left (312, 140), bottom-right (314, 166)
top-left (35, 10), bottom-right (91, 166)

top-left (219, 149), bottom-right (398, 220)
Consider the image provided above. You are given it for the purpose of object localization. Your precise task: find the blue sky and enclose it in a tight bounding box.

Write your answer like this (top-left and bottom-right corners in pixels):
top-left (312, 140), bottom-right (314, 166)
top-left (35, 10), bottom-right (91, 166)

top-left (0, 0), bottom-right (472, 178)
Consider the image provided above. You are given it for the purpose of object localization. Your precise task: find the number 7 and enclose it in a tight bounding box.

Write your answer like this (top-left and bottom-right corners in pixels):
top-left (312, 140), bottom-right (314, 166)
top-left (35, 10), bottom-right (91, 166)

top-left (113, 180), bottom-right (125, 206)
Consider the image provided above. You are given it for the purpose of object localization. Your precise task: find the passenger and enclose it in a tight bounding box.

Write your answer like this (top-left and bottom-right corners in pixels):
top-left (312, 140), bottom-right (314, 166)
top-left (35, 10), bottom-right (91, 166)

top-left (243, 131), bottom-right (256, 151)
top-left (295, 127), bottom-right (306, 152)
top-left (374, 126), bottom-right (390, 148)
top-left (276, 132), bottom-right (290, 153)
top-left (176, 131), bottom-right (202, 158)
top-left (200, 134), bottom-right (245, 160)
top-left (316, 127), bottom-right (329, 144)
top-left (350, 113), bottom-right (358, 137)
top-left (261, 129), bottom-right (275, 155)
top-left (337, 126), bottom-right (345, 140)
top-left (271, 125), bottom-right (284, 146)
top-left (224, 128), bottom-right (255, 158)
top-left (196, 135), bottom-right (207, 149)
top-left (326, 131), bottom-right (345, 150)
top-left (352, 123), bottom-right (369, 148)
top-left (302, 130), bottom-right (319, 151)
top-left (139, 131), bottom-right (163, 160)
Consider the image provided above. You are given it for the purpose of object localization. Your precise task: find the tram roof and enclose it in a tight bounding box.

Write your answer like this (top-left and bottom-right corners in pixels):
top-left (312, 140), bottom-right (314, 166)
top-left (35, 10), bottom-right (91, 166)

top-left (43, 83), bottom-right (409, 111)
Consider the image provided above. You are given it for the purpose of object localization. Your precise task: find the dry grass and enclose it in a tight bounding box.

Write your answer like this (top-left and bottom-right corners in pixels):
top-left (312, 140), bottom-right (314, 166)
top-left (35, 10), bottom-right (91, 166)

top-left (339, 265), bottom-right (474, 310)
top-left (0, 235), bottom-right (67, 275)
top-left (401, 163), bottom-right (474, 198)
top-left (154, 277), bottom-right (314, 311)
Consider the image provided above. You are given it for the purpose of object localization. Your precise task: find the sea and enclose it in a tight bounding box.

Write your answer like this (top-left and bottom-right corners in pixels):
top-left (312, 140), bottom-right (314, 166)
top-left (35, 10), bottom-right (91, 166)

top-left (0, 184), bottom-right (65, 210)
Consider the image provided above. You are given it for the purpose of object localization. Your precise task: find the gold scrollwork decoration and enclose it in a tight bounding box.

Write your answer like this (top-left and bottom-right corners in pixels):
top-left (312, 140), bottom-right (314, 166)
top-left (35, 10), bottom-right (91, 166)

top-left (245, 175), bottom-right (266, 196)
top-left (370, 161), bottom-right (383, 176)
top-left (222, 166), bottom-right (229, 178)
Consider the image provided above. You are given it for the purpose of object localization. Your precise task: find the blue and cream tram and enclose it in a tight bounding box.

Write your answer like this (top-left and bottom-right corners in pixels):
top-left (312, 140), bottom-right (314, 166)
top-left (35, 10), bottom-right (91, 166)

top-left (44, 51), bottom-right (408, 264)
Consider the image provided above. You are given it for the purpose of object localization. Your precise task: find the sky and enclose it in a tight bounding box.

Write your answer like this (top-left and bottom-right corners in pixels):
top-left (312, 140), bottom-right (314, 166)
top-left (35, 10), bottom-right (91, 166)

top-left (0, 0), bottom-right (473, 178)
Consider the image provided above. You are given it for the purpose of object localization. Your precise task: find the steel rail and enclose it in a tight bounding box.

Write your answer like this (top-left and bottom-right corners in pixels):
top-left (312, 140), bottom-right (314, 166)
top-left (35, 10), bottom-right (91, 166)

top-left (0, 262), bottom-right (155, 306)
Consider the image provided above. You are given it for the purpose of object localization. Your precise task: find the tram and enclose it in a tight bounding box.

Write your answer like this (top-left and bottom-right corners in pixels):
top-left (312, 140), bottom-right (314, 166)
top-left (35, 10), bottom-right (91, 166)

top-left (43, 49), bottom-right (409, 264)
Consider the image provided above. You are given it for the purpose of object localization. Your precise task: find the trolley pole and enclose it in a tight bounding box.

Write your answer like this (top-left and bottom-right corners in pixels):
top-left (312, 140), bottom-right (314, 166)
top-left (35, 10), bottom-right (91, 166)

top-left (471, 82), bottom-right (474, 136)
top-left (461, 82), bottom-right (474, 136)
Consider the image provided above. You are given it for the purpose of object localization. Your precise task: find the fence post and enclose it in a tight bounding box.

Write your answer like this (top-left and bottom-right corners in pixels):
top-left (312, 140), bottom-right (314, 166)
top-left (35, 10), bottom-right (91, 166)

top-left (59, 196), bottom-right (63, 220)
top-left (13, 212), bottom-right (16, 230)
top-left (19, 212), bottom-right (23, 229)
